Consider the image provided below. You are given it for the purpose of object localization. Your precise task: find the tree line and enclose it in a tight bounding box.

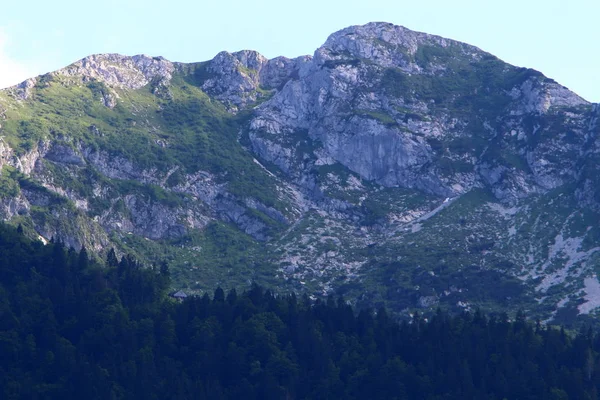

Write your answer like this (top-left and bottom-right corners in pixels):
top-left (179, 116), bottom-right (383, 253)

top-left (0, 223), bottom-right (599, 399)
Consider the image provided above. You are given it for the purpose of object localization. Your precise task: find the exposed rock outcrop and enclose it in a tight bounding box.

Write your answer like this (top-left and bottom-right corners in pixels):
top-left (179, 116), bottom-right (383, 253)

top-left (199, 50), bottom-right (309, 111)
top-left (57, 54), bottom-right (175, 90)
top-left (247, 22), bottom-right (591, 202)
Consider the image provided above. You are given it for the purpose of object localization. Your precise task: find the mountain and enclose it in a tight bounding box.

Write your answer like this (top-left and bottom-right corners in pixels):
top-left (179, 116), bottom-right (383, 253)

top-left (0, 22), bottom-right (598, 323)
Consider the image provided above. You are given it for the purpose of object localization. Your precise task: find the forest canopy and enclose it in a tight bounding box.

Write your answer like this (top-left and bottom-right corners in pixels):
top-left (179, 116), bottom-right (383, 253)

top-left (0, 223), bottom-right (599, 399)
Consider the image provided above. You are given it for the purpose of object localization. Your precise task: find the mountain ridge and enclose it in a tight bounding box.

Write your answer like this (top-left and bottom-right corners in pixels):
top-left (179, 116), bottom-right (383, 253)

top-left (7, 22), bottom-right (588, 104)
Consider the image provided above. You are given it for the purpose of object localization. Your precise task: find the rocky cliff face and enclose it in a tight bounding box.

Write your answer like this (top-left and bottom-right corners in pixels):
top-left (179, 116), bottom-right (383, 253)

top-left (249, 22), bottom-right (589, 201)
top-left (0, 22), bottom-right (598, 323)
top-left (198, 50), bottom-right (309, 111)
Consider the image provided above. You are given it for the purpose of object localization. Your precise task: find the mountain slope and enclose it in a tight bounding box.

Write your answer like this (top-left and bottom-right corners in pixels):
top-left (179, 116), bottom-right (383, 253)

top-left (0, 22), bottom-right (599, 322)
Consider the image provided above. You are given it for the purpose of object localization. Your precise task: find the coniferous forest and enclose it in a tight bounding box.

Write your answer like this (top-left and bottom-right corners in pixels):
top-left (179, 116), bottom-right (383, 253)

top-left (1, 223), bottom-right (600, 399)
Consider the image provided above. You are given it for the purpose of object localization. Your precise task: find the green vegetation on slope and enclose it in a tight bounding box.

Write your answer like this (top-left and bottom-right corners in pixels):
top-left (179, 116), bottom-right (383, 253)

top-left (0, 69), bottom-right (295, 284)
top-left (111, 221), bottom-right (281, 293)
top-left (0, 72), bottom-right (288, 213)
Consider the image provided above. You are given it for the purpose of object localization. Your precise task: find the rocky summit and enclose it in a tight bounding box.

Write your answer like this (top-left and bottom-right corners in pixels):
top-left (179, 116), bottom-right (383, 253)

top-left (0, 22), bottom-right (598, 323)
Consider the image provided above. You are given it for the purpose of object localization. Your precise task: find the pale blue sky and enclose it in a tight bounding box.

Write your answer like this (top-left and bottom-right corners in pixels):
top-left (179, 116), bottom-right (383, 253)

top-left (1, 0), bottom-right (598, 101)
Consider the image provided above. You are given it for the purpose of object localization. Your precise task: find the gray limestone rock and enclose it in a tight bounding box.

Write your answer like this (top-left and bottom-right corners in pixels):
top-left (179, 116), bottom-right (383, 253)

top-left (56, 54), bottom-right (175, 90)
top-left (246, 22), bottom-right (592, 203)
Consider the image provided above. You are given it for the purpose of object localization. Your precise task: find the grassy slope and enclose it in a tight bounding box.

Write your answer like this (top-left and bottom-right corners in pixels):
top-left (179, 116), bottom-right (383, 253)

top-left (0, 71), bottom-right (295, 293)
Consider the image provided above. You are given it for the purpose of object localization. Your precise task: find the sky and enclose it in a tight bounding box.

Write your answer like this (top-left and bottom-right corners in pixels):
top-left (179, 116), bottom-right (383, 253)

top-left (1, 0), bottom-right (598, 102)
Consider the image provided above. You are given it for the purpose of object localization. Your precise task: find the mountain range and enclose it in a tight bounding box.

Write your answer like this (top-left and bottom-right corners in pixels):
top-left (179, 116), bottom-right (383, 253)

top-left (1, 22), bottom-right (599, 323)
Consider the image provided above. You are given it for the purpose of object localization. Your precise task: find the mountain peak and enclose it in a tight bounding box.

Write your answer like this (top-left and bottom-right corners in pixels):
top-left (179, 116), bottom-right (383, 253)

top-left (199, 50), bottom-right (309, 110)
top-left (316, 22), bottom-right (483, 69)
top-left (55, 53), bottom-right (175, 90)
